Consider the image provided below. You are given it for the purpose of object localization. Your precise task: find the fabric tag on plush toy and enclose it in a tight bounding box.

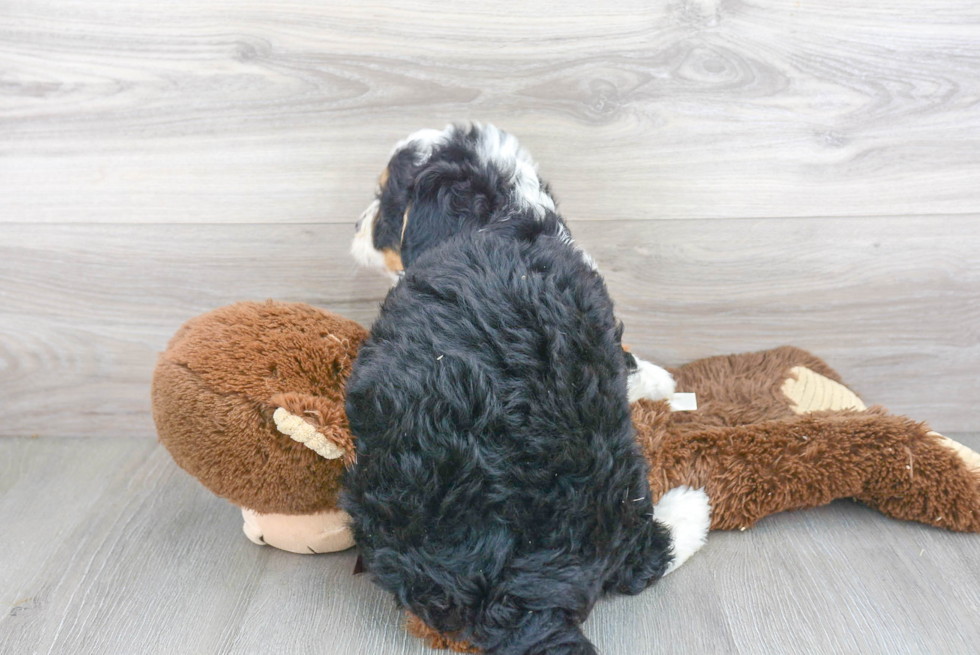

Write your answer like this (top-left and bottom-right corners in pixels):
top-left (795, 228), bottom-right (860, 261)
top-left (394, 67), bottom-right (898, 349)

top-left (669, 393), bottom-right (698, 411)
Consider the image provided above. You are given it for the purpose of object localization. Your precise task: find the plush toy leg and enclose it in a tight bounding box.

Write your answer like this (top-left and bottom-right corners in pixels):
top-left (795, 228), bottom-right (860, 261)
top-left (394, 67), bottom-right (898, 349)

top-left (856, 426), bottom-right (980, 532)
top-left (241, 507), bottom-right (355, 554)
top-left (779, 362), bottom-right (980, 531)
top-left (639, 407), bottom-right (980, 532)
top-left (936, 433), bottom-right (980, 470)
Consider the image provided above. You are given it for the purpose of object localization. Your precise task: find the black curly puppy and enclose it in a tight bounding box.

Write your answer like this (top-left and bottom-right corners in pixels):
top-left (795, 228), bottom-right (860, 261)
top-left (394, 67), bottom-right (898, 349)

top-left (344, 215), bottom-right (709, 655)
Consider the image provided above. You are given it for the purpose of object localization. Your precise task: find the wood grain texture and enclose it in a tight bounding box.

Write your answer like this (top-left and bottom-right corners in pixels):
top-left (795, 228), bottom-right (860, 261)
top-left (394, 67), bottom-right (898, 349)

top-left (577, 215), bottom-right (980, 435)
top-left (0, 221), bottom-right (392, 439)
top-left (0, 439), bottom-right (418, 655)
top-left (2, 216), bottom-right (976, 438)
top-left (2, 436), bottom-right (979, 654)
top-left (2, 0), bottom-right (979, 223)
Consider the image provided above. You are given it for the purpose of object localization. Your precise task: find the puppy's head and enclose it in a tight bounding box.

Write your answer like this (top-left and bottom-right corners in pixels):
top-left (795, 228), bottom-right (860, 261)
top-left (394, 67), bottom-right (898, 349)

top-left (351, 123), bottom-right (556, 281)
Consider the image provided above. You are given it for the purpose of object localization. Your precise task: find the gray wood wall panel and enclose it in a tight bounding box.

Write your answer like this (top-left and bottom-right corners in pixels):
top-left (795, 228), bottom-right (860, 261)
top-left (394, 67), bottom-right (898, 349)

top-left (1, 216), bottom-right (977, 438)
top-left (0, 222), bottom-right (392, 439)
top-left (2, 437), bottom-right (979, 654)
top-left (577, 216), bottom-right (980, 435)
top-left (2, 0), bottom-right (979, 224)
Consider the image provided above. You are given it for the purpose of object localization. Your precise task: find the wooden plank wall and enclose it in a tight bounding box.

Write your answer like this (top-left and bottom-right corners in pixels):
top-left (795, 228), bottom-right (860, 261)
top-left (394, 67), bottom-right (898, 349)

top-left (2, 0), bottom-right (978, 437)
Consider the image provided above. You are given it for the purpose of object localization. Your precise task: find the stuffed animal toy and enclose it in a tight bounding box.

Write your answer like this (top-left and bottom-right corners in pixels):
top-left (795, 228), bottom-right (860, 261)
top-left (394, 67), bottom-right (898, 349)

top-left (151, 303), bottom-right (980, 588)
top-left (151, 300), bottom-right (367, 554)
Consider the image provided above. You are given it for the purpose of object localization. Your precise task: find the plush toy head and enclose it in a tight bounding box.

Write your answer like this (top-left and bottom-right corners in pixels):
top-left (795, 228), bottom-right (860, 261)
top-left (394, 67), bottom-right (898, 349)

top-left (151, 300), bottom-right (367, 554)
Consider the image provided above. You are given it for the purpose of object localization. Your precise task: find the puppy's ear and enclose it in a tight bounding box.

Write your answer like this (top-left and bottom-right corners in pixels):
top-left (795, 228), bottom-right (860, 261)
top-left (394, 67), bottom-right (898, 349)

top-left (399, 194), bottom-right (471, 269)
top-left (399, 157), bottom-right (505, 267)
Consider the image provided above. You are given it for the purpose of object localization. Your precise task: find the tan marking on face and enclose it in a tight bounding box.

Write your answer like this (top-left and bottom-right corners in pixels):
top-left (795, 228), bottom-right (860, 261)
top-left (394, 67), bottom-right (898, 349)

top-left (622, 344), bottom-right (631, 353)
top-left (382, 248), bottom-right (404, 274)
top-left (379, 166), bottom-right (390, 188)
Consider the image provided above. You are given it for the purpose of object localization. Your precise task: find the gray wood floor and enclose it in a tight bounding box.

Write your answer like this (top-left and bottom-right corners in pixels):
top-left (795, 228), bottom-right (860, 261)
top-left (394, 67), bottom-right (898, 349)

top-left (2, 435), bottom-right (980, 655)
top-left (3, 0), bottom-right (980, 653)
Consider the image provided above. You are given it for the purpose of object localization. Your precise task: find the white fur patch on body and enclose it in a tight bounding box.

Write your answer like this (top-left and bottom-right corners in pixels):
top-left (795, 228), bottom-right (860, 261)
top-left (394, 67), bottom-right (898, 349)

top-left (554, 220), bottom-right (598, 271)
top-left (627, 358), bottom-right (677, 402)
top-left (653, 486), bottom-right (711, 575)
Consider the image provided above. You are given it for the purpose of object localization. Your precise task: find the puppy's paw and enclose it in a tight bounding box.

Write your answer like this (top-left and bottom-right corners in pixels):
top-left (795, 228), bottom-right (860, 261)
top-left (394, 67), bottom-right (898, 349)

top-left (653, 486), bottom-right (711, 575)
top-left (627, 358), bottom-right (676, 402)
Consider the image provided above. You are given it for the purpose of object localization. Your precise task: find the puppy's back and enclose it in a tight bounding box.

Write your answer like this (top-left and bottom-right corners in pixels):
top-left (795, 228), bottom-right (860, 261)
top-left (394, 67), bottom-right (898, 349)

top-left (344, 221), bottom-right (671, 655)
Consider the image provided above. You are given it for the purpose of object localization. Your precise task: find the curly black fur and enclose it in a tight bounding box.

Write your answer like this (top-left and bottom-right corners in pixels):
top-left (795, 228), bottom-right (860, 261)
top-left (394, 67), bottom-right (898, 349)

top-left (343, 217), bottom-right (674, 655)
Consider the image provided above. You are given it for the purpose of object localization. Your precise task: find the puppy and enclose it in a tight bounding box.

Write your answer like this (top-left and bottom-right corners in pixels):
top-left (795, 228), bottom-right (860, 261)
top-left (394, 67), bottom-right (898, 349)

top-left (343, 216), bottom-right (710, 655)
top-left (351, 122), bottom-right (676, 403)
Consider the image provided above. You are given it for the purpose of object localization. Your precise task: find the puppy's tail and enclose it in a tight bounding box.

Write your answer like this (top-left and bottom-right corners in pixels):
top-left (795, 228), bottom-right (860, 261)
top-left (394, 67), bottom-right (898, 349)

top-left (487, 608), bottom-right (596, 655)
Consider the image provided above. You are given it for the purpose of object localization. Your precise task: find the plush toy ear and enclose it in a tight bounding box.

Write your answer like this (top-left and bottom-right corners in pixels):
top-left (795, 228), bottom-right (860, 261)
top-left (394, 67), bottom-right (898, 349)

top-left (270, 392), bottom-right (355, 464)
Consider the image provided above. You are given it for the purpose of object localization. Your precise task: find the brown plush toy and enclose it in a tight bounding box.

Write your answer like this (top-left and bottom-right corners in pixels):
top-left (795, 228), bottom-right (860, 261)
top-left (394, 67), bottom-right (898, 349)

top-left (151, 301), bottom-right (980, 606)
top-left (151, 300), bottom-right (367, 554)
top-left (407, 345), bottom-right (980, 652)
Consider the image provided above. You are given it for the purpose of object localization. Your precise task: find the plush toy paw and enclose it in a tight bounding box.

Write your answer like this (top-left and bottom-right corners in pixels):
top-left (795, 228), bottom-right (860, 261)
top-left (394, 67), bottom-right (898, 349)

top-left (653, 486), bottom-right (711, 575)
top-left (241, 507), bottom-right (355, 554)
top-left (627, 358), bottom-right (676, 403)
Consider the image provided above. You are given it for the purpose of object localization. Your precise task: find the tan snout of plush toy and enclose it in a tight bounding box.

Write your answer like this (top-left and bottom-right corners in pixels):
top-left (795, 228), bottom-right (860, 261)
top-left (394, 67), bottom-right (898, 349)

top-left (151, 301), bottom-right (366, 554)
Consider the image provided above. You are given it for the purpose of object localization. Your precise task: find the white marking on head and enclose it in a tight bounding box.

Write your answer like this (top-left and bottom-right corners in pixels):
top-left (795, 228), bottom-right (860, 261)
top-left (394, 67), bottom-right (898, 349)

top-left (472, 123), bottom-right (556, 219)
top-left (387, 123), bottom-right (557, 220)
top-left (389, 127), bottom-right (449, 164)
